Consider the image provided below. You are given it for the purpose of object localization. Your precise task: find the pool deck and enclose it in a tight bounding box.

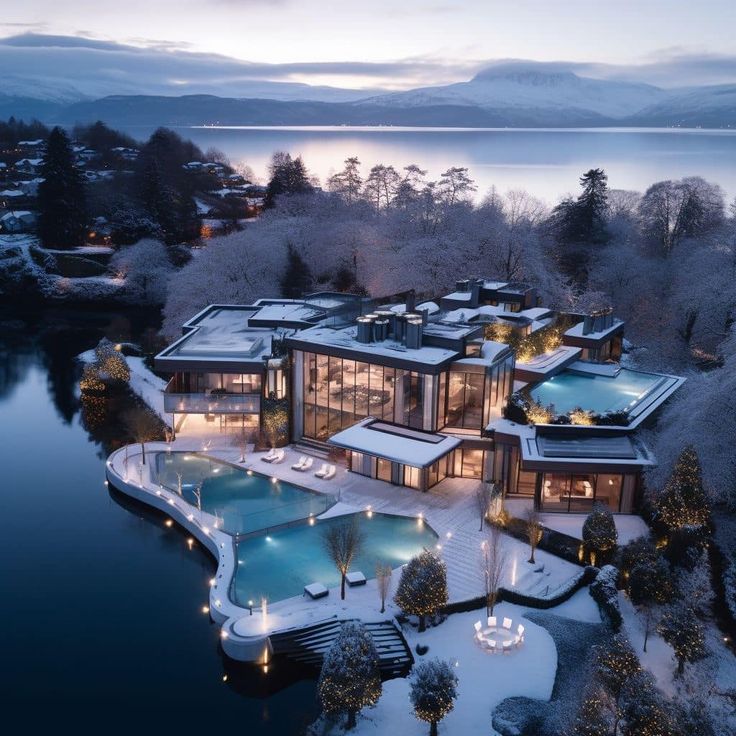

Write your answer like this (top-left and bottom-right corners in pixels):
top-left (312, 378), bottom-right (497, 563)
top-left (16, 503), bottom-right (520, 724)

top-left (106, 439), bottom-right (584, 662)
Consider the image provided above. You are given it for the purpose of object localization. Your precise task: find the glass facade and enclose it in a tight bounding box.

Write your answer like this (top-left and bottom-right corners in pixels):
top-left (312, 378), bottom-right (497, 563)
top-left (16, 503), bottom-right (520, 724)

top-left (540, 472), bottom-right (626, 513)
top-left (301, 351), bottom-right (433, 441)
top-left (172, 372), bottom-right (262, 395)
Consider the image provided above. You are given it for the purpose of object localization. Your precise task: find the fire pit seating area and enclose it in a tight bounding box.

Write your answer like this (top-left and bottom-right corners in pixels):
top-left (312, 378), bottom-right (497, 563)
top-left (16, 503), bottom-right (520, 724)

top-left (474, 616), bottom-right (525, 654)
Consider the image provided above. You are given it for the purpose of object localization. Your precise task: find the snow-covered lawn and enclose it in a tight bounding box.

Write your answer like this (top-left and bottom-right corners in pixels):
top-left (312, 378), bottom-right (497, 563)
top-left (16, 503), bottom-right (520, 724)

top-left (346, 589), bottom-right (599, 736)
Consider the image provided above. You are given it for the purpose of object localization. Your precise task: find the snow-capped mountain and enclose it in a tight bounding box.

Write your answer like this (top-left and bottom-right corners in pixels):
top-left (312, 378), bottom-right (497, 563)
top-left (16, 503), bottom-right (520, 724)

top-left (362, 62), bottom-right (672, 119)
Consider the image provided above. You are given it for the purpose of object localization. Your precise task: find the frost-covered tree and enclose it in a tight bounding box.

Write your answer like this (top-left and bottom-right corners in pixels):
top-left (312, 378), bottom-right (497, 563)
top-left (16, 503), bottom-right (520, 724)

top-left (264, 151), bottom-right (313, 208)
top-left (327, 156), bottom-right (363, 204)
top-left (317, 621), bottom-right (381, 730)
top-left (480, 524), bottom-right (506, 616)
top-left (280, 242), bottom-right (312, 298)
top-left (582, 503), bottom-right (618, 566)
top-left (657, 604), bottom-right (707, 676)
top-left (589, 564), bottom-right (622, 631)
top-left (409, 659), bottom-right (458, 736)
top-left (569, 684), bottom-right (612, 736)
top-left (594, 633), bottom-right (641, 733)
top-left (394, 549), bottom-right (448, 632)
top-left (620, 672), bottom-right (673, 736)
top-left (109, 238), bottom-right (173, 305)
top-left (122, 406), bottom-right (162, 465)
top-left (524, 507), bottom-right (543, 564)
top-left (628, 554), bottom-right (674, 652)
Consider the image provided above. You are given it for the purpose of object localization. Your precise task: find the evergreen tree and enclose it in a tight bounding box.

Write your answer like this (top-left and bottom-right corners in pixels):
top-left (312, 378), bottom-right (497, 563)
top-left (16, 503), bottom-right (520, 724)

top-left (654, 446), bottom-right (710, 533)
top-left (594, 634), bottom-right (641, 733)
top-left (629, 554), bottom-right (674, 651)
top-left (620, 672), bottom-right (673, 736)
top-left (264, 151), bottom-right (313, 208)
top-left (280, 243), bottom-right (312, 298)
top-left (582, 502), bottom-right (618, 566)
top-left (327, 156), bottom-right (363, 204)
top-left (569, 685), bottom-right (611, 736)
top-left (657, 604), bottom-right (706, 675)
top-left (317, 621), bottom-right (381, 730)
top-left (37, 127), bottom-right (87, 248)
top-left (409, 659), bottom-right (458, 736)
top-left (394, 549), bottom-right (448, 632)
top-left (576, 168), bottom-right (610, 243)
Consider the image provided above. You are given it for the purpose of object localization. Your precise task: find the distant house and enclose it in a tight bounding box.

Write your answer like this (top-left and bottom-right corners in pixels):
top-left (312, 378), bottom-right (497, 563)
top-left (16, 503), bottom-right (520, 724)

top-left (19, 178), bottom-right (44, 197)
top-left (183, 161), bottom-right (204, 171)
top-left (15, 158), bottom-right (43, 174)
top-left (18, 139), bottom-right (46, 153)
top-left (110, 147), bottom-right (140, 161)
top-left (0, 211), bottom-right (37, 233)
top-left (0, 189), bottom-right (27, 207)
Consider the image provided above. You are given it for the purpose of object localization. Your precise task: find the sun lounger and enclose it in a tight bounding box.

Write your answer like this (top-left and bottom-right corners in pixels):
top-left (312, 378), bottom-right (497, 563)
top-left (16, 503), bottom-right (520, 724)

top-left (291, 456), bottom-right (308, 470)
top-left (487, 616), bottom-right (496, 628)
top-left (261, 449), bottom-right (277, 463)
top-left (301, 457), bottom-right (313, 471)
top-left (270, 449), bottom-right (285, 464)
top-left (322, 465), bottom-right (337, 480)
top-left (502, 617), bottom-right (512, 630)
top-left (346, 571), bottom-right (367, 587)
top-left (304, 582), bottom-right (329, 599)
top-left (314, 463), bottom-right (329, 478)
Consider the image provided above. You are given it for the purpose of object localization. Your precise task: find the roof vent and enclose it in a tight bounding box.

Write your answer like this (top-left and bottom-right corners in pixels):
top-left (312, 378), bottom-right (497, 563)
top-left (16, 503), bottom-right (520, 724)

top-left (374, 319), bottom-right (389, 342)
top-left (405, 318), bottom-right (424, 350)
top-left (356, 316), bottom-right (374, 343)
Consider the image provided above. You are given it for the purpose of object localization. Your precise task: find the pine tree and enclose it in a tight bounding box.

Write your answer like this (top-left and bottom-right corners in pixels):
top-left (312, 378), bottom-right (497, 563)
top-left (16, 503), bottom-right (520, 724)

top-left (576, 168), bottom-right (610, 243)
top-left (280, 243), bottom-right (312, 298)
top-left (582, 503), bottom-right (618, 566)
top-left (655, 446), bottom-right (710, 533)
top-left (264, 152), bottom-right (313, 208)
top-left (657, 605), bottom-right (706, 676)
top-left (317, 621), bottom-right (381, 730)
top-left (37, 127), bottom-right (87, 248)
top-left (569, 685), bottom-right (611, 736)
top-left (394, 549), bottom-right (448, 632)
top-left (409, 659), bottom-right (458, 736)
top-left (621, 672), bottom-right (673, 736)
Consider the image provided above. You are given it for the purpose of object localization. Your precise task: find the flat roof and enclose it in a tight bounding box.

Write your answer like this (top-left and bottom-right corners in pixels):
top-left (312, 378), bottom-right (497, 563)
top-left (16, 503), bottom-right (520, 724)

top-left (328, 419), bottom-right (461, 467)
top-left (521, 431), bottom-right (655, 468)
top-left (565, 319), bottom-right (624, 342)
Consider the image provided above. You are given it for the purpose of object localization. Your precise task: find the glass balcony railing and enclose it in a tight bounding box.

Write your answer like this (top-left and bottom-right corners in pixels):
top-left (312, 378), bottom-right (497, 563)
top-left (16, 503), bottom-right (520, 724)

top-left (163, 388), bottom-right (261, 414)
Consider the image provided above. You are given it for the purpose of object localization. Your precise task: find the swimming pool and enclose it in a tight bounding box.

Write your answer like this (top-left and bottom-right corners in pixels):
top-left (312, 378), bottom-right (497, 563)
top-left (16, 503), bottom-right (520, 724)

top-left (528, 368), bottom-right (665, 417)
top-left (151, 453), bottom-right (333, 535)
top-left (232, 512), bottom-right (438, 604)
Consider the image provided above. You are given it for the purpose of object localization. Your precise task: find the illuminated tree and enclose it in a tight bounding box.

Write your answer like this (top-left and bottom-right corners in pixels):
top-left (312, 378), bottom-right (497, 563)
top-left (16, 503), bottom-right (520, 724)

top-left (594, 634), bottom-right (641, 733)
top-left (524, 507), bottom-right (543, 564)
top-left (475, 480), bottom-right (492, 531)
top-left (480, 524), bottom-right (506, 616)
top-left (628, 555), bottom-right (674, 652)
top-left (654, 446), bottom-right (710, 533)
top-left (394, 549), bottom-right (448, 632)
top-left (317, 621), bottom-right (381, 730)
top-left (582, 503), bottom-right (618, 566)
top-left (409, 659), bottom-right (458, 736)
top-left (569, 685), bottom-right (611, 736)
top-left (657, 605), bottom-right (706, 676)
top-left (376, 562), bottom-right (392, 614)
top-left (620, 672), bottom-right (673, 736)
top-left (322, 519), bottom-right (363, 600)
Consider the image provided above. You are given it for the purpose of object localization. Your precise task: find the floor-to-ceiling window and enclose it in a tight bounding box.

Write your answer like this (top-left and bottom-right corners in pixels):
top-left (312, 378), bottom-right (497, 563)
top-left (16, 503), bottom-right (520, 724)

top-left (540, 472), bottom-right (625, 513)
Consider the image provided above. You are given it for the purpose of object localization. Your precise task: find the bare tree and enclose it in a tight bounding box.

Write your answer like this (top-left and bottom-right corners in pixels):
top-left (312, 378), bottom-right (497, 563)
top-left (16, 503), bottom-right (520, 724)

top-left (322, 520), bottom-right (364, 600)
top-left (524, 507), bottom-right (543, 564)
top-left (475, 481), bottom-right (492, 531)
top-left (376, 563), bottom-right (393, 614)
top-left (480, 525), bottom-right (506, 616)
top-left (123, 407), bottom-right (162, 465)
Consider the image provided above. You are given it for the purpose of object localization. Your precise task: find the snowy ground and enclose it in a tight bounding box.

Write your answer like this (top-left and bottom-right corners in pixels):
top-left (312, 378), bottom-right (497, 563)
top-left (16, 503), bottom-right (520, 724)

top-left (345, 589), bottom-right (599, 736)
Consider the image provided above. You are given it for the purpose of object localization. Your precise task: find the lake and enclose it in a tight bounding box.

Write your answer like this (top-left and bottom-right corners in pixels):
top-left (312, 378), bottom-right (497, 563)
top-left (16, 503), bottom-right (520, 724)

top-left (0, 308), bottom-right (319, 732)
top-left (135, 126), bottom-right (736, 204)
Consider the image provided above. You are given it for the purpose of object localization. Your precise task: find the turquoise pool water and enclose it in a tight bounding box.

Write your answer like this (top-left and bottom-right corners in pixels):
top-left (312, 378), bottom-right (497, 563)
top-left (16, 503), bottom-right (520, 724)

top-left (151, 453), bottom-right (333, 535)
top-left (232, 512), bottom-right (438, 604)
top-left (529, 368), bottom-right (662, 416)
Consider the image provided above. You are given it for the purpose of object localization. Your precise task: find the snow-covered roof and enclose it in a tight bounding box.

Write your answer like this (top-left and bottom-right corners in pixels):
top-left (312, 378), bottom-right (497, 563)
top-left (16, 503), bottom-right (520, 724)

top-left (1, 210), bottom-right (34, 220)
top-left (565, 318), bottom-right (624, 341)
top-left (328, 418), bottom-right (461, 467)
top-left (521, 431), bottom-right (655, 467)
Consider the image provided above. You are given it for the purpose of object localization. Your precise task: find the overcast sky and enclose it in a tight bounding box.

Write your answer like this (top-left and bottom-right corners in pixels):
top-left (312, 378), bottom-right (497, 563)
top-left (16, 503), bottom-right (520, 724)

top-left (2, 0), bottom-right (736, 91)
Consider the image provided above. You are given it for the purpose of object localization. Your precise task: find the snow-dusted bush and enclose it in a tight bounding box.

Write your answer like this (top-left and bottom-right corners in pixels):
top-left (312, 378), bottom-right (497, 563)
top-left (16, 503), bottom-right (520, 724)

top-left (394, 549), bottom-right (448, 632)
top-left (317, 621), bottom-right (381, 730)
top-left (589, 565), bottom-right (622, 631)
top-left (409, 659), bottom-right (458, 736)
top-left (582, 504), bottom-right (618, 566)
top-left (109, 238), bottom-right (173, 305)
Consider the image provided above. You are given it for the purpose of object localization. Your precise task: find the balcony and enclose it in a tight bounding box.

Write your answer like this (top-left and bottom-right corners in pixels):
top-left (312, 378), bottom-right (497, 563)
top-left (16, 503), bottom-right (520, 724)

top-left (164, 379), bottom-right (261, 415)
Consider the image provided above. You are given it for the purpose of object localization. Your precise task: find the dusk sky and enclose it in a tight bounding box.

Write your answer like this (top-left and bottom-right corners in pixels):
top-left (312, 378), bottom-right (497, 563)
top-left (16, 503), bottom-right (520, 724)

top-left (2, 0), bottom-right (736, 91)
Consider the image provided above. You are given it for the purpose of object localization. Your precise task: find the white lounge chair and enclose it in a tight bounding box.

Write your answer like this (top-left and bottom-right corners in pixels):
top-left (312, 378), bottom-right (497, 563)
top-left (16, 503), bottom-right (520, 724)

top-left (291, 455), bottom-right (307, 470)
top-left (346, 571), bottom-right (367, 587)
top-left (502, 617), bottom-right (512, 630)
top-left (261, 449), bottom-right (277, 463)
top-left (322, 465), bottom-right (337, 480)
top-left (301, 457), bottom-right (313, 472)
top-left (473, 620), bottom-right (483, 640)
top-left (502, 640), bottom-right (513, 654)
top-left (487, 616), bottom-right (497, 629)
top-left (314, 463), bottom-right (329, 478)
top-left (271, 449), bottom-right (285, 464)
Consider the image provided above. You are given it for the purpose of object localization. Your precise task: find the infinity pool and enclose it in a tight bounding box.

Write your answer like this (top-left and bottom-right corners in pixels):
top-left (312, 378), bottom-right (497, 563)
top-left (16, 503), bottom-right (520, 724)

top-left (529, 368), bottom-right (664, 417)
top-left (151, 453), bottom-right (333, 535)
top-left (232, 512), bottom-right (438, 604)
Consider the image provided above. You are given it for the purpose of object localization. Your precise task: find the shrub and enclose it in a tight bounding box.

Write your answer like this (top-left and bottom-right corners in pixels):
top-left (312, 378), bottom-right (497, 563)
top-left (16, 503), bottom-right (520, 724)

top-left (582, 503), bottom-right (618, 566)
top-left (394, 549), bottom-right (448, 632)
top-left (589, 565), bottom-right (622, 631)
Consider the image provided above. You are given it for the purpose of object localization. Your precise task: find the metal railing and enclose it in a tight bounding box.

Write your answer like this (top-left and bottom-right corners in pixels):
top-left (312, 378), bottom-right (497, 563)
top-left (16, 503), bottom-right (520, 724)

top-left (163, 389), bottom-right (261, 414)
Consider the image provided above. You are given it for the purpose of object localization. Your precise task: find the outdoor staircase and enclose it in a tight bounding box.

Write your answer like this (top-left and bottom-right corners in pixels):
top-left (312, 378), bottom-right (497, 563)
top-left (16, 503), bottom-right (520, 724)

top-left (268, 618), bottom-right (414, 677)
top-left (292, 437), bottom-right (332, 460)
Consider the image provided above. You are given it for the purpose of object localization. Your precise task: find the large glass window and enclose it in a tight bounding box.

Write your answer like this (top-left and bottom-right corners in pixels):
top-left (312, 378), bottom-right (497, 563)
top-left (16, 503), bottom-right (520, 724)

top-left (540, 473), bottom-right (624, 513)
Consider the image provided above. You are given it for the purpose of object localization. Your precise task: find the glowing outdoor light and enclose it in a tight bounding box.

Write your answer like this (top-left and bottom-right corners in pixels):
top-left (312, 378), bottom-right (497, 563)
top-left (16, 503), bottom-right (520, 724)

top-left (261, 597), bottom-right (269, 632)
top-left (165, 519), bottom-right (173, 528)
top-left (271, 477), bottom-right (278, 484)
top-left (202, 605), bottom-right (209, 614)
top-left (247, 470), bottom-right (253, 476)
top-left (436, 544), bottom-right (442, 551)
top-left (221, 630), bottom-right (228, 640)
top-left (266, 536), bottom-right (272, 542)
top-left (187, 538), bottom-right (194, 549)
top-left (446, 531), bottom-right (452, 539)
top-left (248, 600), bottom-right (254, 615)
top-left (209, 578), bottom-right (216, 587)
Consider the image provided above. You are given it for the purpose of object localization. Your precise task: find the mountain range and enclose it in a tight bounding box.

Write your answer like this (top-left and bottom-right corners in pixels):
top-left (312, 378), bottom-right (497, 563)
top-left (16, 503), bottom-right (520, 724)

top-left (3, 60), bottom-right (735, 129)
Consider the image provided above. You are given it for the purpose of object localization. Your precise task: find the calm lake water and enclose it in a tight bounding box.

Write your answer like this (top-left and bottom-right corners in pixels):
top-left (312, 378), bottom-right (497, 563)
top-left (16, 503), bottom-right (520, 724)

top-left (0, 308), bottom-right (318, 732)
top-left (136, 126), bottom-right (736, 203)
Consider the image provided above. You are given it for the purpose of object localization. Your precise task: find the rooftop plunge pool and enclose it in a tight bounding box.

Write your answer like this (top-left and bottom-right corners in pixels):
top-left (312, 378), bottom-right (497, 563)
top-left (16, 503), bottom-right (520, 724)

top-left (151, 452), bottom-right (334, 535)
top-left (232, 512), bottom-right (439, 605)
top-left (528, 367), bottom-right (673, 418)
